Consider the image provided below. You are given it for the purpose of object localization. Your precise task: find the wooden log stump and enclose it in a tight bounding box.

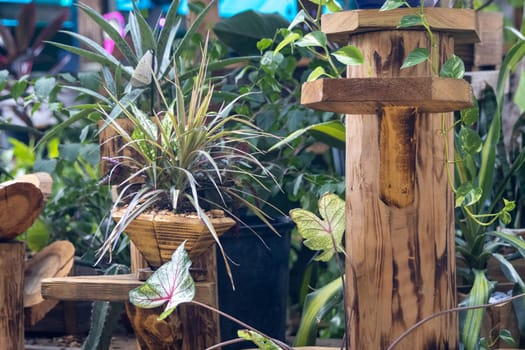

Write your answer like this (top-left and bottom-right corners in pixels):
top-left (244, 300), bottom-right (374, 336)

top-left (0, 180), bottom-right (44, 240)
top-left (0, 240), bottom-right (25, 350)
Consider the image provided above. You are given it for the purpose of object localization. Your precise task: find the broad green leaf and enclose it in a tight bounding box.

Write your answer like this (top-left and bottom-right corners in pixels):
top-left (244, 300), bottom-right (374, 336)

top-left (478, 95), bottom-right (501, 208)
top-left (59, 143), bottom-right (81, 162)
top-left (460, 101), bottom-right (479, 126)
top-left (269, 120), bottom-right (345, 151)
top-left (499, 329), bottom-right (516, 345)
top-left (157, 0), bottom-right (180, 67)
top-left (505, 26), bottom-right (525, 41)
top-left (294, 277), bottom-right (343, 346)
top-left (455, 182), bottom-right (482, 207)
top-left (274, 32), bottom-right (301, 55)
top-left (213, 10), bottom-right (288, 56)
top-left (490, 231), bottom-right (525, 259)
top-left (9, 137), bottom-right (35, 166)
top-left (503, 198), bottom-right (516, 211)
top-left (261, 51), bottom-right (284, 72)
top-left (34, 77), bottom-right (56, 100)
top-left (237, 330), bottom-right (283, 349)
top-left (306, 66), bottom-right (328, 81)
top-left (295, 31), bottom-right (327, 48)
top-left (513, 74), bottom-right (525, 114)
top-left (459, 126), bottom-right (482, 155)
top-left (76, 2), bottom-right (137, 66)
top-left (440, 54), bottom-right (465, 78)
top-left (401, 48), bottom-right (429, 69)
top-left (331, 45), bottom-right (364, 66)
top-left (398, 14), bottom-right (424, 28)
top-left (380, 0), bottom-right (406, 10)
top-left (33, 159), bottom-right (57, 173)
top-left (461, 270), bottom-right (491, 350)
top-left (500, 211), bottom-right (512, 224)
top-left (492, 253), bottom-right (525, 288)
top-left (257, 38), bottom-right (273, 52)
top-left (24, 219), bottom-right (49, 252)
top-left (288, 9), bottom-right (307, 30)
top-left (46, 137), bottom-right (59, 159)
top-left (325, 0), bottom-right (343, 12)
top-left (511, 284), bottom-right (525, 345)
top-left (11, 78), bottom-right (28, 100)
top-left (290, 193), bottom-right (345, 261)
top-left (129, 242), bottom-right (195, 320)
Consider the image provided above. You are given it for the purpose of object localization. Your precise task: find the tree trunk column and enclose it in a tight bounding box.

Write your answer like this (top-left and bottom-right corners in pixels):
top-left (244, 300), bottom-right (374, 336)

top-left (345, 30), bottom-right (456, 349)
top-left (300, 8), bottom-right (479, 350)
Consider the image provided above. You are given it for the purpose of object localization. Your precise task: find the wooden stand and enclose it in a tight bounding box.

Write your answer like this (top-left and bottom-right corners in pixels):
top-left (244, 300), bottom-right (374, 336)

top-left (302, 9), bottom-right (478, 350)
top-left (42, 244), bottom-right (220, 349)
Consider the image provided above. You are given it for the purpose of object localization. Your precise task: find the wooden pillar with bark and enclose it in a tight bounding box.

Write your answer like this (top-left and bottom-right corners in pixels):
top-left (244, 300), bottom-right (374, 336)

top-left (301, 8), bottom-right (478, 349)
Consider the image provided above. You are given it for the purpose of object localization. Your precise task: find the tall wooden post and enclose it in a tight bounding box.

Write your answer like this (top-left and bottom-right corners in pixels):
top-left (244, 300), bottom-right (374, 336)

top-left (0, 241), bottom-right (25, 350)
top-left (301, 8), bottom-right (478, 349)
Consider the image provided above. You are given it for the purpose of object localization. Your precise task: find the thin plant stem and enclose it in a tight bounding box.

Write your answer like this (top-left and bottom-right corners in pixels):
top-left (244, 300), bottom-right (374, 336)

top-left (387, 292), bottom-right (525, 350)
top-left (191, 300), bottom-right (293, 350)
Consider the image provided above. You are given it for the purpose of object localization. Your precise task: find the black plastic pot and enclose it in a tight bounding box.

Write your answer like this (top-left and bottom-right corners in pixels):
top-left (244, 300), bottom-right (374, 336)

top-left (217, 216), bottom-right (293, 349)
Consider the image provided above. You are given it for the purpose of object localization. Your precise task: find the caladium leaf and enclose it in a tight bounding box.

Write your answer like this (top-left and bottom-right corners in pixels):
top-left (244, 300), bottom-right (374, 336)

top-left (290, 193), bottom-right (345, 261)
top-left (129, 242), bottom-right (195, 320)
top-left (237, 330), bottom-right (284, 349)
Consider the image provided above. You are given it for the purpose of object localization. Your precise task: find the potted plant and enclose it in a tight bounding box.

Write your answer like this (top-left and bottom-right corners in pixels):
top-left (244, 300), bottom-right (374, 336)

top-left (96, 43), bottom-right (279, 278)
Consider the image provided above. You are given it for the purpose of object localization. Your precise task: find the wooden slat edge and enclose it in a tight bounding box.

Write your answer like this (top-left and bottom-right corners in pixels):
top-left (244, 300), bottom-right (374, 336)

top-left (42, 274), bottom-right (215, 305)
top-left (301, 77), bottom-right (473, 114)
top-left (322, 8), bottom-right (479, 44)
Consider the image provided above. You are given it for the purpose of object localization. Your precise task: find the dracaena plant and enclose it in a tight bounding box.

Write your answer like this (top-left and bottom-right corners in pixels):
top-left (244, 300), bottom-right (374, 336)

top-left (98, 47), bottom-right (280, 266)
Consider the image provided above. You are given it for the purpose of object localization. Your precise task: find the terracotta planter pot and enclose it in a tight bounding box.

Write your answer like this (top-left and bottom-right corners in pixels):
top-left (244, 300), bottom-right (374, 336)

top-left (112, 208), bottom-right (235, 268)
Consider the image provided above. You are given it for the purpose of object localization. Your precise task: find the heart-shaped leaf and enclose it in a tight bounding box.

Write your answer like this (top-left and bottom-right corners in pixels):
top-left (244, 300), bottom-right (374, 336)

top-left (295, 31), bottom-right (327, 48)
top-left (129, 242), bottom-right (195, 320)
top-left (332, 45), bottom-right (364, 66)
top-left (440, 54), bottom-right (465, 79)
top-left (290, 193), bottom-right (345, 261)
top-left (401, 48), bottom-right (429, 69)
top-left (455, 182), bottom-right (482, 208)
top-left (459, 126), bottom-right (482, 155)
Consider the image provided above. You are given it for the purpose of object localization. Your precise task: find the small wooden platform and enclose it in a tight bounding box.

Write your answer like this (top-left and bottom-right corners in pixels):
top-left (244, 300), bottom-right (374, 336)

top-left (322, 8), bottom-right (479, 44)
top-left (301, 77), bottom-right (473, 114)
top-left (41, 274), bottom-right (215, 305)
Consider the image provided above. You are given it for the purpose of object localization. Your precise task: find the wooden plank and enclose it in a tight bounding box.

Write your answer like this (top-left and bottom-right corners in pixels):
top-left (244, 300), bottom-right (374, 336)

top-left (0, 241), bottom-right (25, 350)
top-left (321, 8), bottom-right (479, 45)
top-left (301, 77), bottom-right (473, 114)
top-left (41, 274), bottom-right (216, 305)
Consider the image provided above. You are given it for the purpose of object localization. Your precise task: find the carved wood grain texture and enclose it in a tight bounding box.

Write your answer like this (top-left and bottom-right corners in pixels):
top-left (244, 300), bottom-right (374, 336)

top-left (0, 241), bottom-right (25, 350)
top-left (344, 30), bottom-right (457, 349)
